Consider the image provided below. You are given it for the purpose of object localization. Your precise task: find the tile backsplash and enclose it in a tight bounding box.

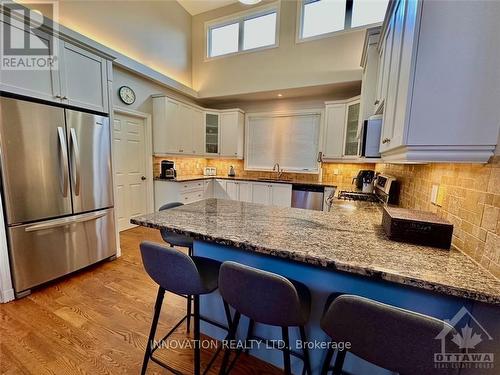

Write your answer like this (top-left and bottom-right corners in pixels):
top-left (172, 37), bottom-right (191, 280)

top-left (153, 156), bottom-right (375, 190)
top-left (153, 155), bottom-right (499, 278)
top-left (376, 157), bottom-right (500, 278)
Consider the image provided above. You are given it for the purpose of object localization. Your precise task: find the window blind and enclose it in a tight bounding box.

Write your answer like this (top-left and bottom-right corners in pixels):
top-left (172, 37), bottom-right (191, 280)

top-left (246, 113), bottom-right (321, 172)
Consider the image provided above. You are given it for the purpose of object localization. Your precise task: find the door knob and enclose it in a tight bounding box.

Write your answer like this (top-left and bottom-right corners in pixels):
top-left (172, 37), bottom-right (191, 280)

top-left (141, 176), bottom-right (146, 181)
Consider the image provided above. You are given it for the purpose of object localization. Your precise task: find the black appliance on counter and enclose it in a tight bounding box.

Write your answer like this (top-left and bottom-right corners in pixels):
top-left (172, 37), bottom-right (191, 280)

top-left (352, 170), bottom-right (375, 190)
top-left (382, 206), bottom-right (453, 249)
top-left (160, 160), bottom-right (176, 179)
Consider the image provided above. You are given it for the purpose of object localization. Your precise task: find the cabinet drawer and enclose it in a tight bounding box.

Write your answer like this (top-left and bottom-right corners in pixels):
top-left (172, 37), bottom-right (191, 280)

top-left (180, 189), bottom-right (204, 204)
top-left (179, 180), bottom-right (205, 192)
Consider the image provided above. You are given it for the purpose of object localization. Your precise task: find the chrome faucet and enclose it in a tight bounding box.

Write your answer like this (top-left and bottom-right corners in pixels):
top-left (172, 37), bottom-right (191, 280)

top-left (273, 163), bottom-right (284, 179)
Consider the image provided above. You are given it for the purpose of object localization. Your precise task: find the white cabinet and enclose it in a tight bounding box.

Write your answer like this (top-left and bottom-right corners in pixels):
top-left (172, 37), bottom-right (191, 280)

top-left (225, 181), bottom-right (239, 200)
top-left (220, 110), bottom-right (245, 159)
top-left (214, 179), bottom-right (228, 199)
top-left (153, 98), bottom-right (205, 155)
top-left (154, 180), bottom-right (208, 210)
top-left (251, 183), bottom-right (270, 205)
top-left (59, 42), bottom-right (108, 113)
top-left (323, 104), bottom-right (346, 159)
top-left (205, 112), bottom-right (220, 155)
top-left (270, 184), bottom-right (292, 207)
top-left (0, 21), bottom-right (109, 114)
top-left (250, 182), bottom-right (291, 207)
top-left (226, 180), bottom-right (252, 202)
top-left (373, 0), bottom-right (500, 162)
top-left (323, 97), bottom-right (360, 160)
top-left (153, 97), bottom-right (244, 157)
top-left (358, 28), bottom-right (381, 136)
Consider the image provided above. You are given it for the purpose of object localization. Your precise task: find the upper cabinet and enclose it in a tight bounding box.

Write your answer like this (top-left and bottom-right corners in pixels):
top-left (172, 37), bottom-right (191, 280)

top-left (0, 20), bottom-right (110, 114)
top-left (220, 110), bottom-right (244, 159)
top-left (59, 42), bottom-right (109, 114)
top-left (153, 96), bottom-right (244, 158)
top-left (323, 97), bottom-right (361, 160)
top-left (371, 0), bottom-right (500, 163)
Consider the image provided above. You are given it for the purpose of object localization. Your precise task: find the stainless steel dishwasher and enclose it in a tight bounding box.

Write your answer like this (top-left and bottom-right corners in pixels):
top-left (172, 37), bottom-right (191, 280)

top-left (291, 185), bottom-right (324, 211)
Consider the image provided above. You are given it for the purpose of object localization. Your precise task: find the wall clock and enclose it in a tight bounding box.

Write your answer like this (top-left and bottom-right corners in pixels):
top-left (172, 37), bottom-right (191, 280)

top-left (118, 86), bottom-right (136, 105)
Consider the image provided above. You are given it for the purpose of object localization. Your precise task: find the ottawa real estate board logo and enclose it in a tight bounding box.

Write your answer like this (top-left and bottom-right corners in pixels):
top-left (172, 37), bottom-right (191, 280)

top-left (0, 0), bottom-right (59, 70)
top-left (434, 307), bottom-right (494, 370)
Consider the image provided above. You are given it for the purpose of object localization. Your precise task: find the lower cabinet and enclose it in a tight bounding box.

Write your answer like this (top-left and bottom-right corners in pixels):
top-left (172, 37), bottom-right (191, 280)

top-left (250, 182), bottom-right (292, 207)
top-left (155, 179), bottom-right (293, 210)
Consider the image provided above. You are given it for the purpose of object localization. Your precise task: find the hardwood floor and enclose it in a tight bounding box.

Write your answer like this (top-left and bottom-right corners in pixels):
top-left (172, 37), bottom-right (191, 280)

top-left (0, 227), bottom-right (282, 375)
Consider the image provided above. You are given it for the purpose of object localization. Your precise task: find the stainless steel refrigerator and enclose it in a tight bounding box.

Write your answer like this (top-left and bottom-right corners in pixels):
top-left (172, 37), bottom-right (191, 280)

top-left (0, 96), bottom-right (116, 297)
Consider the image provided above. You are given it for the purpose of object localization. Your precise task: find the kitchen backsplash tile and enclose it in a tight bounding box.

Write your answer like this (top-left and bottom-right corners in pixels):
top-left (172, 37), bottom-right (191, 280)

top-left (153, 155), bottom-right (499, 278)
top-left (154, 156), bottom-right (376, 189)
top-left (375, 156), bottom-right (500, 278)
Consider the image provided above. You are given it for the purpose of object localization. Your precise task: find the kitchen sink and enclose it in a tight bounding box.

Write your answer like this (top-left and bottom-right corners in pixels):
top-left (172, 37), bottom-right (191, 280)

top-left (256, 177), bottom-right (292, 182)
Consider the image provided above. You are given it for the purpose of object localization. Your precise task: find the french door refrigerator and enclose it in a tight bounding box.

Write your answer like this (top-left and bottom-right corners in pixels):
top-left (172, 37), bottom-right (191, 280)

top-left (0, 96), bottom-right (116, 297)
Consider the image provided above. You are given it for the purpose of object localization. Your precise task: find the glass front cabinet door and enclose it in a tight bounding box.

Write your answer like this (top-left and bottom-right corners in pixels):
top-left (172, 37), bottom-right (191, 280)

top-left (343, 100), bottom-right (360, 157)
top-left (205, 112), bottom-right (220, 155)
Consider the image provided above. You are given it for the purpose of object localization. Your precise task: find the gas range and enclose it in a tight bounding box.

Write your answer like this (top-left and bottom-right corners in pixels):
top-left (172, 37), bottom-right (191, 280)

top-left (337, 191), bottom-right (381, 203)
top-left (337, 174), bottom-right (399, 205)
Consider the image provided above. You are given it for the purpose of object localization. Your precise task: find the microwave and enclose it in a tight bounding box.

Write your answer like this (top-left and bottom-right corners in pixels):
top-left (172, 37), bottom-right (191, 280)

top-left (360, 115), bottom-right (383, 158)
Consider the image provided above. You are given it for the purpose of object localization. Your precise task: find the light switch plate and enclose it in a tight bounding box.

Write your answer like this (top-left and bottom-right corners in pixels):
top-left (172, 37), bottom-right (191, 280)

top-left (431, 185), bottom-right (439, 205)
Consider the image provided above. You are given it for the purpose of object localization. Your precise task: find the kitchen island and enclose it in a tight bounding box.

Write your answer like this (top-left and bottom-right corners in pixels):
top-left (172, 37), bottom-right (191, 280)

top-left (131, 199), bottom-right (500, 374)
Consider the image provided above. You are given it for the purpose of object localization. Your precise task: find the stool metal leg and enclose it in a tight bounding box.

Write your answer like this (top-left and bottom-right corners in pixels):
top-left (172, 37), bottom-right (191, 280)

top-left (194, 295), bottom-right (201, 375)
top-left (299, 326), bottom-right (311, 375)
top-left (281, 327), bottom-right (292, 375)
top-left (187, 294), bottom-right (192, 333)
top-left (218, 306), bottom-right (241, 375)
top-left (332, 350), bottom-right (346, 375)
top-left (320, 346), bottom-right (334, 375)
top-left (244, 319), bottom-right (254, 354)
top-left (141, 286), bottom-right (165, 375)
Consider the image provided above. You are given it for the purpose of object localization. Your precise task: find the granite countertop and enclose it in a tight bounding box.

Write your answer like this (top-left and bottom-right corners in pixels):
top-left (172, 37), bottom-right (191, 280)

top-left (131, 198), bottom-right (500, 305)
top-left (154, 175), bottom-right (337, 188)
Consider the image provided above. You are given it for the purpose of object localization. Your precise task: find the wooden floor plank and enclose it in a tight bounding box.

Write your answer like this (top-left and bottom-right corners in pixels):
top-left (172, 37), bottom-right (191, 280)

top-left (0, 227), bottom-right (282, 375)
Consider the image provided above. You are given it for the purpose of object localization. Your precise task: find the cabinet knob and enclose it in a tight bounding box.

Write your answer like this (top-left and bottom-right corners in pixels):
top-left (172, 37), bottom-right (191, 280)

top-left (382, 138), bottom-right (391, 144)
top-left (141, 176), bottom-right (146, 181)
top-left (179, 149), bottom-right (184, 152)
top-left (374, 99), bottom-right (380, 105)
top-left (62, 96), bottom-right (68, 100)
top-left (55, 94), bottom-right (62, 98)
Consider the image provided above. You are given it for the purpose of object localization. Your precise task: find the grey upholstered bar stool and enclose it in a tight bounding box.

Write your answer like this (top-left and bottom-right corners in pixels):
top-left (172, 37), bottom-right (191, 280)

top-left (218, 261), bottom-right (312, 375)
top-left (320, 294), bottom-right (459, 375)
top-left (158, 202), bottom-right (195, 332)
top-left (140, 241), bottom-right (227, 375)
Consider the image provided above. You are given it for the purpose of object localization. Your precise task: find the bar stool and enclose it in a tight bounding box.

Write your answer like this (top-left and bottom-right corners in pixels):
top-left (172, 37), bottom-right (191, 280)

top-left (158, 202), bottom-right (195, 332)
top-left (320, 294), bottom-right (459, 375)
top-left (218, 261), bottom-right (312, 375)
top-left (140, 241), bottom-right (230, 375)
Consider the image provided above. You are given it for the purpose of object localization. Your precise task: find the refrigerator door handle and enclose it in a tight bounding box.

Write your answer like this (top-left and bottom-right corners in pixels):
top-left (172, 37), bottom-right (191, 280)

top-left (24, 211), bottom-right (108, 232)
top-left (57, 126), bottom-right (69, 197)
top-left (69, 128), bottom-right (81, 196)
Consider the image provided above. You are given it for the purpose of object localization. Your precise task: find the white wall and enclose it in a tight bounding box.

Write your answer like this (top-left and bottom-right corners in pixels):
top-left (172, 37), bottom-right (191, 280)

top-left (112, 67), bottom-right (198, 115)
top-left (192, 0), bottom-right (365, 98)
top-left (55, 0), bottom-right (193, 87)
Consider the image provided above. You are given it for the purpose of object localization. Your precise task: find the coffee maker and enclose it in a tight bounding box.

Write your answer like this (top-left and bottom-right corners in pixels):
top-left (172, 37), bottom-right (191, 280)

top-left (352, 170), bottom-right (375, 190)
top-left (160, 160), bottom-right (176, 179)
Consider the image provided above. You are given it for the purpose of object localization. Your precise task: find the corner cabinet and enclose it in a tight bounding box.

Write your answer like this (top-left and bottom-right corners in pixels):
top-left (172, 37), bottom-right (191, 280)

top-left (0, 20), bottom-right (110, 114)
top-left (220, 110), bottom-right (244, 159)
top-left (153, 96), bottom-right (244, 158)
top-left (373, 0), bottom-right (500, 163)
top-left (323, 97), bottom-right (360, 160)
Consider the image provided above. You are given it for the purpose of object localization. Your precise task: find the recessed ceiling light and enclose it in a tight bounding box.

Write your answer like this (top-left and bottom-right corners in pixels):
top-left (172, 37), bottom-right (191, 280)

top-left (239, 0), bottom-right (262, 5)
top-left (277, 94), bottom-right (283, 97)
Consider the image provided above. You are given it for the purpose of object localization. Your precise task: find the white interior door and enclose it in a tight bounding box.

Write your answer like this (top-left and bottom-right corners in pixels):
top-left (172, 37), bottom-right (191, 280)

top-left (113, 113), bottom-right (148, 231)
